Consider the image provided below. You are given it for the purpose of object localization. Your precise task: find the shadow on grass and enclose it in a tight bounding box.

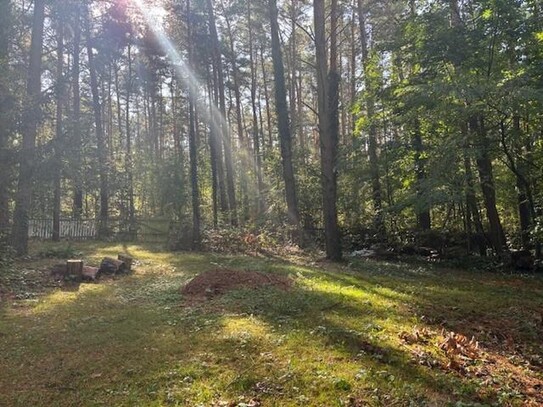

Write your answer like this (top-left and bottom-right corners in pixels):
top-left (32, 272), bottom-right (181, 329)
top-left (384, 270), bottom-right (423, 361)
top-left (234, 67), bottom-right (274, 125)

top-left (2, 243), bottom-right (543, 406)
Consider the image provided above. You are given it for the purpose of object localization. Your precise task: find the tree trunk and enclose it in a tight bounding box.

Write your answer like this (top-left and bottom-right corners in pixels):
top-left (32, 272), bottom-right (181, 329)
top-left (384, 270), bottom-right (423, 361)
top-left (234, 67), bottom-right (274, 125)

top-left (12, 0), bottom-right (46, 255)
top-left (187, 0), bottom-right (201, 248)
top-left (85, 8), bottom-right (109, 237)
top-left (0, 0), bottom-right (11, 233)
top-left (471, 116), bottom-right (507, 254)
top-left (357, 0), bottom-right (384, 237)
top-left (207, 0), bottom-right (237, 225)
top-left (314, 0), bottom-right (341, 260)
top-left (412, 120), bottom-right (431, 230)
top-left (52, 14), bottom-right (65, 242)
top-left (126, 42), bottom-right (135, 230)
top-left (250, 2), bottom-right (267, 216)
top-left (72, 3), bottom-right (83, 218)
top-left (224, 11), bottom-right (249, 222)
top-left (188, 96), bottom-right (201, 248)
top-left (207, 73), bottom-right (226, 226)
top-left (288, 0), bottom-right (298, 141)
top-left (260, 46), bottom-right (274, 150)
top-left (269, 0), bottom-right (301, 228)
top-left (462, 127), bottom-right (486, 255)
top-left (501, 118), bottom-right (534, 249)
top-left (114, 65), bottom-right (123, 155)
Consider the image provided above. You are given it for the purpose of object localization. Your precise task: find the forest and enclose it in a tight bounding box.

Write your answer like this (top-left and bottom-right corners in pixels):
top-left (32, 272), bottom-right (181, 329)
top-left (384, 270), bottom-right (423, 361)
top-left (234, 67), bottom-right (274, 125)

top-left (0, 0), bottom-right (541, 261)
top-left (1, 0), bottom-right (543, 406)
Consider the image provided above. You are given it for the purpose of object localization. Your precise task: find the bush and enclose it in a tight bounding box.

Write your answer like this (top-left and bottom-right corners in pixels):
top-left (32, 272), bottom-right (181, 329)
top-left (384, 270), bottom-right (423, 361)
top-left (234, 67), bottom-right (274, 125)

top-left (37, 244), bottom-right (79, 259)
top-left (201, 225), bottom-right (301, 255)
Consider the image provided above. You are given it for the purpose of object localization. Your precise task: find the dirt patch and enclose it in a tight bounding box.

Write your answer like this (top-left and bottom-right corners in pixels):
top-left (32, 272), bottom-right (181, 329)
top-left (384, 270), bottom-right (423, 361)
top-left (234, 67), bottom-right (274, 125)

top-left (181, 269), bottom-right (291, 298)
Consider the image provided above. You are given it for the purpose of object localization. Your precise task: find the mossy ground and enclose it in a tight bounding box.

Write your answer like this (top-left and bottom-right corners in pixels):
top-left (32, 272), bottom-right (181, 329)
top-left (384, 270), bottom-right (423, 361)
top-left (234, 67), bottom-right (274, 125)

top-left (0, 242), bottom-right (542, 406)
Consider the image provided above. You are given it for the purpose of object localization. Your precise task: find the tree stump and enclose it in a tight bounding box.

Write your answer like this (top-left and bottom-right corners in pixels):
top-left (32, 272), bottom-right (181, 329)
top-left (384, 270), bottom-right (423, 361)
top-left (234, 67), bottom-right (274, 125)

top-left (117, 254), bottom-right (133, 272)
top-left (66, 260), bottom-right (83, 280)
top-left (99, 257), bottom-right (127, 274)
top-left (82, 266), bottom-right (100, 281)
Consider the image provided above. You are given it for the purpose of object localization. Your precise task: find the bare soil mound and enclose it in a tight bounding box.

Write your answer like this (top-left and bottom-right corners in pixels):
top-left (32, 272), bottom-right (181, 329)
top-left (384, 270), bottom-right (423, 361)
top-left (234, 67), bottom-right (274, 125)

top-left (181, 269), bottom-right (291, 298)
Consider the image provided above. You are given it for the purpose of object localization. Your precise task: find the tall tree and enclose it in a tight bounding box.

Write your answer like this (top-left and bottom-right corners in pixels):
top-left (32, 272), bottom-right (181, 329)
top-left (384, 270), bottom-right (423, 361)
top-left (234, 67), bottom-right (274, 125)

top-left (126, 41), bottom-right (135, 230)
top-left (249, 1), bottom-right (267, 216)
top-left (472, 116), bottom-right (507, 253)
top-left (207, 0), bottom-right (237, 225)
top-left (0, 0), bottom-right (12, 233)
top-left (72, 2), bottom-right (83, 218)
top-left (357, 0), bottom-right (384, 236)
top-left (450, 0), bottom-right (506, 253)
top-left (314, 0), bottom-right (341, 260)
top-left (12, 0), bottom-right (46, 255)
top-left (187, 0), bottom-right (201, 248)
top-left (412, 119), bottom-right (431, 230)
top-left (269, 0), bottom-right (300, 228)
top-left (85, 5), bottom-right (109, 236)
top-left (223, 5), bottom-right (250, 220)
top-left (52, 9), bottom-right (66, 242)
top-left (406, 1), bottom-right (431, 231)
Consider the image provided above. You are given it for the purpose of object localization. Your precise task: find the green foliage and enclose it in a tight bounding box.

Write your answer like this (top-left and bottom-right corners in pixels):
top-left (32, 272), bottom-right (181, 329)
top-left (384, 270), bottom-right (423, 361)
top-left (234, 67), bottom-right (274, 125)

top-left (37, 244), bottom-right (79, 259)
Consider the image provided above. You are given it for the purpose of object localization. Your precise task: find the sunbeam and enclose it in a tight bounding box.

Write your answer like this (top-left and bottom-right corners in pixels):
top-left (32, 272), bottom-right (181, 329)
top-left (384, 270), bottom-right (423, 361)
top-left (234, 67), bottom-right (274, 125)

top-left (130, 0), bottom-right (258, 180)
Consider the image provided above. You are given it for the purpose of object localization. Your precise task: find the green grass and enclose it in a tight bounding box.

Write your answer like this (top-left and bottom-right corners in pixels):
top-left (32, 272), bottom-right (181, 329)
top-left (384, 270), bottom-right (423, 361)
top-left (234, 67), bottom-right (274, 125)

top-left (1, 241), bottom-right (542, 406)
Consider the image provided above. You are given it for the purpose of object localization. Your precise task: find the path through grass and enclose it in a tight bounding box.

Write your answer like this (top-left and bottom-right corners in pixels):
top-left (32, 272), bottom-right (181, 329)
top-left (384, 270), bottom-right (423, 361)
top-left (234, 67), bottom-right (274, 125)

top-left (1, 242), bottom-right (542, 406)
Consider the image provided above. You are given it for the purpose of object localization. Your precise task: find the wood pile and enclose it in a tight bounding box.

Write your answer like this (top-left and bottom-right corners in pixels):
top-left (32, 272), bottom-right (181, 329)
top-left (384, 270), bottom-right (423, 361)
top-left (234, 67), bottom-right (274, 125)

top-left (51, 254), bottom-right (134, 282)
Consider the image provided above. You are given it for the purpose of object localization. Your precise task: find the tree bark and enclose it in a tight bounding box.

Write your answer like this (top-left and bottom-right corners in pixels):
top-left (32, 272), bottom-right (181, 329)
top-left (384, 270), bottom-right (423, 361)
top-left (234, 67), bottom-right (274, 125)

top-left (250, 2), bottom-right (267, 216)
top-left (0, 0), bottom-right (11, 233)
top-left (259, 46), bottom-right (274, 150)
top-left (314, 0), bottom-right (341, 260)
top-left (187, 0), bottom-right (201, 248)
top-left (462, 125), bottom-right (486, 255)
top-left (53, 14), bottom-right (65, 242)
top-left (207, 0), bottom-right (237, 225)
top-left (72, 3), bottom-right (83, 218)
top-left (126, 42), bottom-right (135, 230)
top-left (357, 0), bottom-right (385, 237)
top-left (85, 8), bottom-right (109, 237)
top-left (224, 10), bottom-right (249, 222)
top-left (66, 260), bottom-right (83, 280)
top-left (501, 118), bottom-right (534, 249)
top-left (269, 0), bottom-right (301, 228)
top-left (288, 0), bottom-right (298, 141)
top-left (12, 0), bottom-right (46, 255)
top-left (471, 116), bottom-right (507, 254)
top-left (207, 72), bottom-right (226, 226)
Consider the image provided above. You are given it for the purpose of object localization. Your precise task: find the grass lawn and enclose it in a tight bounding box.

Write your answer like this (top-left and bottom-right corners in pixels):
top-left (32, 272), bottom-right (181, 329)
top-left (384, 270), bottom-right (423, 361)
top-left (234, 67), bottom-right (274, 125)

top-left (1, 242), bottom-right (542, 406)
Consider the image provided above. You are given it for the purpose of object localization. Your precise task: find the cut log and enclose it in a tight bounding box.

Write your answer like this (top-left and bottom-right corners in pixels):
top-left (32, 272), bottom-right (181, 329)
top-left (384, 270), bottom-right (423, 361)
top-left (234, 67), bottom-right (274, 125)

top-left (117, 254), bottom-right (133, 272)
top-left (99, 257), bottom-right (127, 274)
top-left (66, 260), bottom-right (83, 280)
top-left (82, 266), bottom-right (100, 281)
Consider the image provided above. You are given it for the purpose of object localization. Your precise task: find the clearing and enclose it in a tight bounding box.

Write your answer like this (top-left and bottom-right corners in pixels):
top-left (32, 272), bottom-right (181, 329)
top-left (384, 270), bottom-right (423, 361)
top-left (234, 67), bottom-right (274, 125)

top-left (0, 242), bottom-right (542, 406)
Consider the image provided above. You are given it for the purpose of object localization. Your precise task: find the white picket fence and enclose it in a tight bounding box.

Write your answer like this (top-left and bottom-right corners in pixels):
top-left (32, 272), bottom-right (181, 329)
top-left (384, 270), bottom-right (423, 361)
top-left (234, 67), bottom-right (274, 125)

top-left (28, 218), bottom-right (173, 242)
top-left (28, 219), bottom-right (97, 240)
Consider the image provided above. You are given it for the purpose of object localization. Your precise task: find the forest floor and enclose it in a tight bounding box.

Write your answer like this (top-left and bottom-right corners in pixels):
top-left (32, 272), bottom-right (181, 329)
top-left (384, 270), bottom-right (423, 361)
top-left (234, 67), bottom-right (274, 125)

top-left (0, 242), bottom-right (542, 406)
